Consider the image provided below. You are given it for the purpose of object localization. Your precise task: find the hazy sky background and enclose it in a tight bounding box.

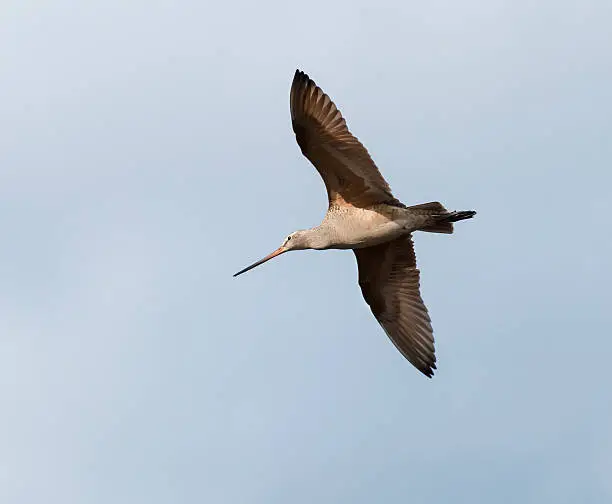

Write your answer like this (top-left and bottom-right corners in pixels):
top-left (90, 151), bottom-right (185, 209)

top-left (2, 1), bottom-right (611, 502)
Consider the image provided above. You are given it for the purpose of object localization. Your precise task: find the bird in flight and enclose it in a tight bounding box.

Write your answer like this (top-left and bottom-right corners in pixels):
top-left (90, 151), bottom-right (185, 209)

top-left (234, 69), bottom-right (476, 377)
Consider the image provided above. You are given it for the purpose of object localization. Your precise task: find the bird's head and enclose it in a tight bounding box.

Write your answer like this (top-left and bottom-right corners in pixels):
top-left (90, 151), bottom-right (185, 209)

top-left (233, 230), bottom-right (319, 277)
top-left (281, 230), bottom-right (312, 251)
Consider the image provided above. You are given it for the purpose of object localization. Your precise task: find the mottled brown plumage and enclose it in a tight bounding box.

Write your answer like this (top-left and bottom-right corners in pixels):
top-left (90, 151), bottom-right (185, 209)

top-left (234, 69), bottom-right (476, 377)
top-left (290, 70), bottom-right (403, 208)
top-left (354, 236), bottom-right (435, 376)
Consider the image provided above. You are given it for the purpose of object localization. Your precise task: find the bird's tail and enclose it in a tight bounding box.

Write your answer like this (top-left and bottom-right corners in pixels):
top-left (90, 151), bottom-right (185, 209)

top-left (408, 201), bottom-right (477, 234)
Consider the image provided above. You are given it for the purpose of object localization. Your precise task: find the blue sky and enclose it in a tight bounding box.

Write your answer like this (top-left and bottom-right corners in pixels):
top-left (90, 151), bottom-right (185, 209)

top-left (1, 1), bottom-right (611, 502)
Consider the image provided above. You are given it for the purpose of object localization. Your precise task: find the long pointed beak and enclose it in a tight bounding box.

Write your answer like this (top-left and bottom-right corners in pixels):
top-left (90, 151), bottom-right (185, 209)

top-left (233, 246), bottom-right (287, 277)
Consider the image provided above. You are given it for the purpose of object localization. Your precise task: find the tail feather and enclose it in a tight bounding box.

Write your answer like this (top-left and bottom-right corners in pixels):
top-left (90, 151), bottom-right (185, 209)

top-left (408, 201), bottom-right (447, 212)
top-left (446, 210), bottom-right (477, 222)
top-left (409, 202), bottom-right (476, 234)
top-left (422, 221), bottom-right (455, 234)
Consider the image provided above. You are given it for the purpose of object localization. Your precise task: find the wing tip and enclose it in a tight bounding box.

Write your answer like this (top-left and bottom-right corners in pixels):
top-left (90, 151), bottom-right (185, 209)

top-left (292, 69), bottom-right (315, 92)
top-left (422, 365), bottom-right (436, 378)
top-left (290, 68), bottom-right (325, 126)
top-left (416, 357), bottom-right (436, 378)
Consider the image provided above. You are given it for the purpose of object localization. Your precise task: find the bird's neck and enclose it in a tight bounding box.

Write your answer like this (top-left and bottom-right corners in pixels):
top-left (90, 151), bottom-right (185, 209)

top-left (302, 226), bottom-right (333, 250)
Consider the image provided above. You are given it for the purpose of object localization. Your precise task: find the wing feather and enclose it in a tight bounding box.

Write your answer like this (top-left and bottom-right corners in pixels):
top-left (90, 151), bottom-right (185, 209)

top-left (290, 70), bottom-right (403, 208)
top-left (354, 235), bottom-right (436, 377)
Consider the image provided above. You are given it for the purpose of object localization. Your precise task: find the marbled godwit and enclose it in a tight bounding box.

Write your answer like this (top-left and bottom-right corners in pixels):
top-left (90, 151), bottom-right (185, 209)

top-left (234, 70), bottom-right (475, 377)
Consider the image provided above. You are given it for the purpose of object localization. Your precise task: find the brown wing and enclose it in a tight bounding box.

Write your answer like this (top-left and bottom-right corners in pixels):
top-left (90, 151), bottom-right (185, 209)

top-left (290, 70), bottom-right (403, 208)
top-left (354, 235), bottom-right (436, 377)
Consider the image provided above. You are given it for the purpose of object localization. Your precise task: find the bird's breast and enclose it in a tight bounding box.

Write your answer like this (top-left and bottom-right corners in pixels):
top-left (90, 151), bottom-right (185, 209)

top-left (324, 207), bottom-right (407, 249)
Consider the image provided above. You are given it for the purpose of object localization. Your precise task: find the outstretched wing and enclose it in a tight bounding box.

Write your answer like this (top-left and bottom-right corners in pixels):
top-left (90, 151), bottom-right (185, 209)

top-left (290, 70), bottom-right (402, 208)
top-left (353, 235), bottom-right (436, 377)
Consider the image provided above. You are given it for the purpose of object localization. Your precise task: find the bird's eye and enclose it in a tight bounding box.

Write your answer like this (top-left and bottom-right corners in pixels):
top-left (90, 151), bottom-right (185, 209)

top-left (287, 236), bottom-right (292, 241)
